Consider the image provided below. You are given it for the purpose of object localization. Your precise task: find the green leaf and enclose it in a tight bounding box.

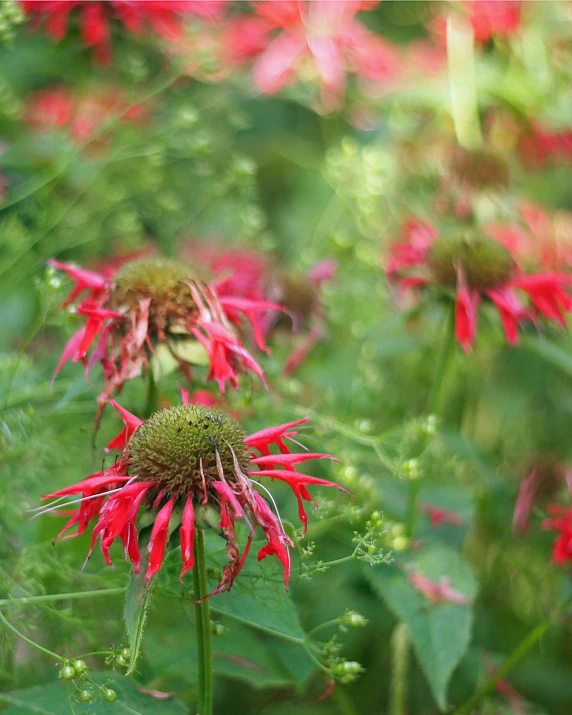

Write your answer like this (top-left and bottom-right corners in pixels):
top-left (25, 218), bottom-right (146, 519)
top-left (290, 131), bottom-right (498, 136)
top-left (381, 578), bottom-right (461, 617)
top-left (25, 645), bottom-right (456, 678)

top-left (124, 569), bottom-right (154, 676)
top-left (157, 532), bottom-right (306, 642)
top-left (521, 337), bottom-right (572, 378)
top-left (0, 672), bottom-right (187, 714)
top-left (366, 543), bottom-right (477, 711)
top-left (146, 618), bottom-right (312, 690)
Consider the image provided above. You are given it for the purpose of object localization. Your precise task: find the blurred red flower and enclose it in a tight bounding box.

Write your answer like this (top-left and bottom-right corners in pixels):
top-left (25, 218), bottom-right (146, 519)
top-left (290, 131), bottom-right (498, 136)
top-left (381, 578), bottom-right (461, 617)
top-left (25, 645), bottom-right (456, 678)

top-left (22, 0), bottom-right (225, 63)
top-left (386, 219), bottom-right (572, 351)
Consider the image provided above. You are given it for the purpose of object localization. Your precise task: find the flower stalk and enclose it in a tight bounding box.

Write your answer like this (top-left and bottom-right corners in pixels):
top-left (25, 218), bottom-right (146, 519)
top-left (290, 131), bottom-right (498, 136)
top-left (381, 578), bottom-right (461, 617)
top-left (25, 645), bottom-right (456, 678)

top-left (447, 14), bottom-right (483, 150)
top-left (193, 529), bottom-right (213, 715)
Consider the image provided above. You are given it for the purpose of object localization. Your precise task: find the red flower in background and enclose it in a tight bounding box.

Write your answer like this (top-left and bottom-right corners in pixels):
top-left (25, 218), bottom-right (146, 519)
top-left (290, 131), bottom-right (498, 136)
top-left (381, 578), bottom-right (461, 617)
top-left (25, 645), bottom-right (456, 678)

top-left (465, 0), bottom-right (522, 43)
top-left (543, 505), bottom-right (572, 565)
top-left (25, 85), bottom-right (147, 145)
top-left (36, 398), bottom-right (343, 592)
top-left (49, 255), bottom-right (284, 409)
top-left (22, 0), bottom-right (225, 63)
top-left (518, 124), bottom-right (572, 170)
top-left (386, 219), bottom-right (572, 351)
top-left (408, 572), bottom-right (471, 605)
top-left (250, 0), bottom-right (399, 109)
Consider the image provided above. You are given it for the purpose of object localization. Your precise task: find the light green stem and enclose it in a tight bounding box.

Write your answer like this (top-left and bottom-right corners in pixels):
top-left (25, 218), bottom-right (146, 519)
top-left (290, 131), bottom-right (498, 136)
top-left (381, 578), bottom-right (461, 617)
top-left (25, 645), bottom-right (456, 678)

top-left (389, 623), bottom-right (410, 715)
top-left (0, 610), bottom-right (63, 661)
top-left (447, 14), bottom-right (483, 149)
top-left (193, 530), bottom-right (213, 715)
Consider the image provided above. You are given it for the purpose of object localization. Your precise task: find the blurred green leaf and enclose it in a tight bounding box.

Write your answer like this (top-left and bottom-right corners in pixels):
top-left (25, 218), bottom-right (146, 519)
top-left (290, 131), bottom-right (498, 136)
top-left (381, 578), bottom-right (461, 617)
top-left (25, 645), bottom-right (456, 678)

top-left (366, 544), bottom-right (478, 711)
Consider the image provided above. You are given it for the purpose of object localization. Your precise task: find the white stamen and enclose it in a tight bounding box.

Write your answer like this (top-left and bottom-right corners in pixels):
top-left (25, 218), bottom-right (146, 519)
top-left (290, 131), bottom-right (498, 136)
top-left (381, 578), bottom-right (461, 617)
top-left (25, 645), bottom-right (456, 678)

top-left (285, 436), bottom-right (309, 451)
top-left (26, 494), bottom-right (69, 513)
top-left (30, 477), bottom-right (137, 521)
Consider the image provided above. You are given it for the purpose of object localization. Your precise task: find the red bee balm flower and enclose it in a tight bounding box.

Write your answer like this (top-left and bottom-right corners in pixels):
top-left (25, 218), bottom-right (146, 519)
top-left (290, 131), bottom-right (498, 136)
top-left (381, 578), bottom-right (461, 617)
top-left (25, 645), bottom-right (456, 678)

top-left (49, 256), bottom-right (283, 404)
top-left (22, 0), bottom-right (225, 64)
top-left (386, 222), bottom-right (572, 351)
top-left (37, 399), bottom-right (343, 593)
top-left (251, 0), bottom-right (399, 109)
top-left (542, 504), bottom-right (572, 565)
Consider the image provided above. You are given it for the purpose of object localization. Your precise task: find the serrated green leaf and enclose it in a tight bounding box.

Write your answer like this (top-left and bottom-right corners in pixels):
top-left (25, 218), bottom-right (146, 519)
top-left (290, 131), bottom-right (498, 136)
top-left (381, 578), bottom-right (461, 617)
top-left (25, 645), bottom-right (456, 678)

top-left (0, 672), bottom-right (187, 714)
top-left (366, 544), bottom-right (477, 712)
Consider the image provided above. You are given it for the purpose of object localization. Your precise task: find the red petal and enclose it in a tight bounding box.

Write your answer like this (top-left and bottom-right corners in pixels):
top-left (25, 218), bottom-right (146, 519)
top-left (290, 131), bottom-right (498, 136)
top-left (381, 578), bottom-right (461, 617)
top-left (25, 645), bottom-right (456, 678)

top-left (146, 497), bottom-right (176, 579)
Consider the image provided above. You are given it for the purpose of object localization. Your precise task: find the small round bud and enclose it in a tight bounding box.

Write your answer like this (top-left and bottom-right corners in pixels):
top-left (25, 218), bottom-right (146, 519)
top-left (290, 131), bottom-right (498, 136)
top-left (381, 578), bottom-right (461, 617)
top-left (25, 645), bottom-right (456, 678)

top-left (341, 611), bottom-right (367, 628)
top-left (72, 659), bottom-right (87, 674)
top-left (115, 654), bottom-right (128, 667)
top-left (103, 688), bottom-right (117, 702)
top-left (76, 689), bottom-right (92, 703)
top-left (367, 545), bottom-right (376, 554)
top-left (59, 665), bottom-right (76, 680)
top-left (119, 648), bottom-right (130, 660)
top-left (392, 536), bottom-right (409, 552)
top-left (211, 622), bottom-right (226, 637)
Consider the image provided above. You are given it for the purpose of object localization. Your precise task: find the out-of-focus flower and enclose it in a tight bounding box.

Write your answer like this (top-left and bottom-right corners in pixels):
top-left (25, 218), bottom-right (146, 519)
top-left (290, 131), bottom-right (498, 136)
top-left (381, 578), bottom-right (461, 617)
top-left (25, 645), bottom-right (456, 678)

top-left (49, 256), bottom-right (284, 407)
top-left (518, 124), bottom-right (572, 169)
top-left (386, 220), bottom-right (572, 351)
top-left (37, 398), bottom-right (343, 591)
top-left (21, 0), bottom-right (225, 64)
top-left (542, 479), bottom-right (572, 565)
top-left (513, 459), bottom-right (566, 536)
top-left (486, 202), bottom-right (572, 273)
top-left (421, 504), bottom-right (463, 528)
top-left (431, 1), bottom-right (522, 46)
top-left (249, 0), bottom-right (400, 109)
top-left (408, 571), bottom-right (471, 605)
top-left (189, 240), bottom-right (337, 374)
top-left (24, 85), bottom-right (147, 146)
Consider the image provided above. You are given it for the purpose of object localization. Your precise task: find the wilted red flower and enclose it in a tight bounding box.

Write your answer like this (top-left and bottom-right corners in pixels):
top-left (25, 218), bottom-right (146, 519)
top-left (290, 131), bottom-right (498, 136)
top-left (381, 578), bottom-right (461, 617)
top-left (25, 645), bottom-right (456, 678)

top-left (22, 0), bottom-right (225, 64)
top-left (408, 572), bottom-right (471, 605)
top-left (25, 85), bottom-right (147, 145)
top-left (36, 397), bottom-right (343, 592)
top-left (386, 220), bottom-right (572, 351)
top-left (250, 0), bottom-right (399, 109)
top-left (49, 255), bottom-right (284, 407)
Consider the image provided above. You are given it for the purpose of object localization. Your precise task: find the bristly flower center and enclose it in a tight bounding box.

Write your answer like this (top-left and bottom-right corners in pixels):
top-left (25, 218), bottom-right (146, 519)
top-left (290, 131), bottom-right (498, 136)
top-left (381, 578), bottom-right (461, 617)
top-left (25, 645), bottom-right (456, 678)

top-left (110, 257), bottom-right (198, 326)
top-left (128, 405), bottom-right (250, 498)
top-left (428, 233), bottom-right (514, 290)
top-left (448, 147), bottom-right (510, 191)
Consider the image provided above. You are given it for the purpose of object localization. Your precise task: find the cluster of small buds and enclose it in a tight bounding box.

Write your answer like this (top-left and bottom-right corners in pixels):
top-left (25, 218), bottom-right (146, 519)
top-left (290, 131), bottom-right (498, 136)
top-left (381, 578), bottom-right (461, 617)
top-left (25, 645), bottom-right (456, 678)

top-left (336, 462), bottom-right (381, 509)
top-left (338, 610), bottom-right (368, 631)
top-left (332, 659), bottom-right (365, 685)
top-left (58, 657), bottom-right (117, 704)
top-left (353, 512), bottom-right (394, 566)
top-left (398, 458), bottom-right (422, 481)
top-left (0, 1), bottom-right (25, 45)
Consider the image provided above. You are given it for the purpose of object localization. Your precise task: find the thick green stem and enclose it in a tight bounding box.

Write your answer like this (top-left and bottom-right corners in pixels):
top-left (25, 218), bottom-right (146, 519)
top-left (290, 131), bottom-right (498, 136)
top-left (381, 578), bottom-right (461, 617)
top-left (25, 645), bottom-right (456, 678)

top-left (193, 530), bottom-right (213, 715)
top-left (389, 623), bottom-right (410, 715)
top-left (447, 14), bottom-right (483, 150)
top-left (428, 305), bottom-right (456, 416)
top-left (145, 368), bottom-right (159, 418)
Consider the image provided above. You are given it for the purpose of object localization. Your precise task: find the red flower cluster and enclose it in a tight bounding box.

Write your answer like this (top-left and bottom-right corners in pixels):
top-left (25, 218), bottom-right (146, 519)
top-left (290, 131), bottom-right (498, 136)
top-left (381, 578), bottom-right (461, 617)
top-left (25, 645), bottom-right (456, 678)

top-left (386, 220), bottom-right (572, 351)
top-left (38, 397), bottom-right (343, 591)
top-left (243, 0), bottom-right (399, 109)
top-left (22, 0), bottom-right (225, 63)
top-left (25, 85), bottom-right (146, 144)
top-left (518, 124), bottom-right (572, 170)
top-left (49, 256), bottom-right (283, 406)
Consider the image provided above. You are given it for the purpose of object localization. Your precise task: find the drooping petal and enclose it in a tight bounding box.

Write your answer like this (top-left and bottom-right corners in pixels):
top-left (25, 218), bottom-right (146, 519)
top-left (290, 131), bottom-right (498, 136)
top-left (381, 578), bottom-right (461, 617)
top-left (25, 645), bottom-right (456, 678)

top-left (244, 417), bottom-right (309, 456)
top-left (105, 398), bottom-right (144, 451)
top-left (455, 283), bottom-right (479, 352)
top-left (179, 495), bottom-right (196, 580)
top-left (146, 497), bottom-right (176, 579)
top-left (251, 453), bottom-right (339, 469)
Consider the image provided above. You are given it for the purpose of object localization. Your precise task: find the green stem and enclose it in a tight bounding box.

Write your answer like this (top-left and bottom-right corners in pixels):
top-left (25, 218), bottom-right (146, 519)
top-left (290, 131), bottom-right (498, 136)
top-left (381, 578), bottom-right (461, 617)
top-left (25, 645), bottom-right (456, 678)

top-left (428, 305), bottom-right (456, 416)
top-left (452, 619), bottom-right (551, 715)
top-left (0, 610), bottom-right (64, 661)
top-left (405, 480), bottom-right (422, 539)
top-left (0, 587), bottom-right (126, 609)
top-left (145, 368), bottom-right (159, 418)
top-left (193, 530), bottom-right (213, 715)
top-left (389, 623), bottom-right (410, 715)
top-left (447, 14), bottom-right (483, 149)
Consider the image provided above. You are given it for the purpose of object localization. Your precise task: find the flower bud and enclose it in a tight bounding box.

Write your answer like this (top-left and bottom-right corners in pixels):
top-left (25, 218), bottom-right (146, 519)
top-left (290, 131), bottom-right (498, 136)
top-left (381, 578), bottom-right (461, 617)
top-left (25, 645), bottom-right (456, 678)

top-left (340, 611), bottom-right (367, 628)
top-left (59, 665), bottom-right (76, 680)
